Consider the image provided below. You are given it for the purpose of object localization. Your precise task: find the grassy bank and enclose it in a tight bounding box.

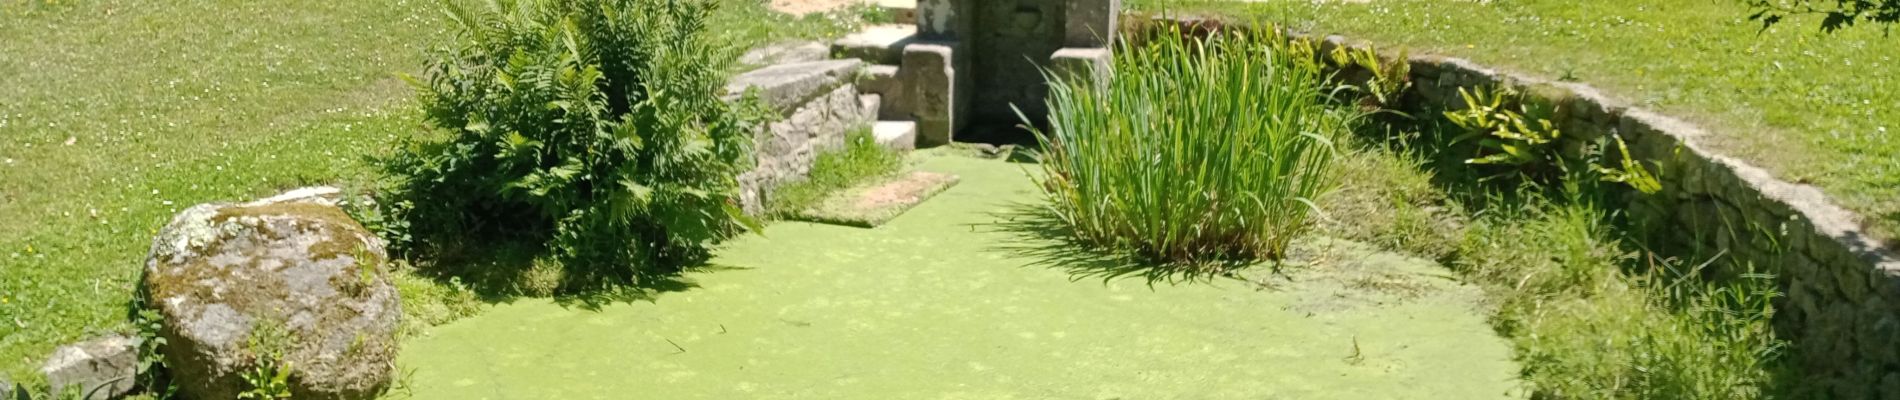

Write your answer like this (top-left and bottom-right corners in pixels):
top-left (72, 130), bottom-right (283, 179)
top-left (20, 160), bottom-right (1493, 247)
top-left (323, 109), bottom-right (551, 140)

top-left (1135, 0), bottom-right (1900, 242)
top-left (0, 0), bottom-right (854, 377)
top-left (1323, 129), bottom-right (1788, 397)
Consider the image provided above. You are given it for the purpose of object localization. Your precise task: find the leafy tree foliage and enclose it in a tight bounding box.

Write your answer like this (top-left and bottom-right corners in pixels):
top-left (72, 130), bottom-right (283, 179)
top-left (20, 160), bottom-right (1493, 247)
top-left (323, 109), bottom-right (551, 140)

top-left (1746, 0), bottom-right (1900, 32)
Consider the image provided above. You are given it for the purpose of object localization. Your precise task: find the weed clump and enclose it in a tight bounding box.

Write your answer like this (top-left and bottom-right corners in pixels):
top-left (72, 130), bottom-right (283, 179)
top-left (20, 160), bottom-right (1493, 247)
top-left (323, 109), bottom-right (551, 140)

top-left (1027, 27), bottom-right (1357, 267)
top-left (766, 127), bottom-right (903, 217)
top-left (376, 0), bottom-right (768, 291)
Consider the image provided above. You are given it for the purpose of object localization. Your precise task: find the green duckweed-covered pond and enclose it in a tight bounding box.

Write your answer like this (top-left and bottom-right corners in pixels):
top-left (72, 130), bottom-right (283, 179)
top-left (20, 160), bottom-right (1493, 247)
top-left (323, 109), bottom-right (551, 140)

top-left (395, 152), bottom-right (1523, 399)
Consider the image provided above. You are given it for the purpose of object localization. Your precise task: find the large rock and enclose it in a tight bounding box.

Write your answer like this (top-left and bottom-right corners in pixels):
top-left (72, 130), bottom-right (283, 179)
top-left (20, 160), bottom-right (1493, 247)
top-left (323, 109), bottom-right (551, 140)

top-left (40, 335), bottom-right (139, 400)
top-left (141, 188), bottom-right (400, 400)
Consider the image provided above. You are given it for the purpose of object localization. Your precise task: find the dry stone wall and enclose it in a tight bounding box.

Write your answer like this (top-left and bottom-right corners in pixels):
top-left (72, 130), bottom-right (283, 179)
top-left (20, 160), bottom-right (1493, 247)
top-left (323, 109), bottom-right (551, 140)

top-left (1147, 16), bottom-right (1900, 397)
top-left (725, 59), bottom-right (876, 214)
top-left (1400, 53), bottom-right (1900, 398)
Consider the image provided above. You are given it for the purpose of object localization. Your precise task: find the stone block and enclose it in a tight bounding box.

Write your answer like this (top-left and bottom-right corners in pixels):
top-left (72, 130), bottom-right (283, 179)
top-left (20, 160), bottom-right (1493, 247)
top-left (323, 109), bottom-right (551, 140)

top-left (725, 59), bottom-right (864, 115)
top-left (857, 65), bottom-right (901, 95)
top-left (856, 65), bottom-right (910, 120)
top-left (874, 121), bottom-right (918, 151)
top-left (900, 42), bottom-right (965, 146)
top-left (859, 94), bottom-right (883, 120)
top-left (1063, 0), bottom-right (1118, 47)
top-left (1048, 47), bottom-right (1111, 87)
top-left (41, 335), bottom-right (139, 400)
top-left (832, 25), bottom-right (916, 65)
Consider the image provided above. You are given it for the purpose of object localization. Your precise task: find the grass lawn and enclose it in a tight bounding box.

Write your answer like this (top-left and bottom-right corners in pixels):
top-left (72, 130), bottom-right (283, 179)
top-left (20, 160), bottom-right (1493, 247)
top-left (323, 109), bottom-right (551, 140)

top-left (0, 0), bottom-right (852, 377)
top-left (1133, 0), bottom-right (1899, 241)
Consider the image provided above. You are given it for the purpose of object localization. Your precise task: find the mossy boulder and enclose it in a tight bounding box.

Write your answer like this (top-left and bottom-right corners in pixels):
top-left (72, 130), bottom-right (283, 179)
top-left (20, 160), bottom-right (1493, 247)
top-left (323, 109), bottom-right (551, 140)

top-left (141, 188), bottom-right (400, 400)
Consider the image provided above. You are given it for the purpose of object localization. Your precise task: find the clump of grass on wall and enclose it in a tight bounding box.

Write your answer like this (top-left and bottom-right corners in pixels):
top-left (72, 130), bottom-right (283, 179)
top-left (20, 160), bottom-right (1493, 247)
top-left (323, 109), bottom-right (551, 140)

top-left (766, 127), bottom-right (903, 217)
top-left (376, 0), bottom-right (767, 292)
top-left (1026, 27), bottom-right (1358, 267)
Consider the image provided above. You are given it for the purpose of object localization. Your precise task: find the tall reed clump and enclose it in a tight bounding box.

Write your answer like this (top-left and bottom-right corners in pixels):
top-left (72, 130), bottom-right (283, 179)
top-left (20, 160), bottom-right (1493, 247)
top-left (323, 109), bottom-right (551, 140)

top-left (374, 0), bottom-right (767, 291)
top-left (1027, 28), bottom-right (1355, 266)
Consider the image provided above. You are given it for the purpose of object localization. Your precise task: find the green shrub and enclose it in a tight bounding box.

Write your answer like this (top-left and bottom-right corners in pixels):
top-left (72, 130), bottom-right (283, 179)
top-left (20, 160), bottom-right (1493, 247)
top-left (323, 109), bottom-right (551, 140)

top-left (766, 127), bottom-right (902, 216)
top-left (380, 0), bottom-right (767, 290)
top-left (1026, 28), bottom-right (1356, 266)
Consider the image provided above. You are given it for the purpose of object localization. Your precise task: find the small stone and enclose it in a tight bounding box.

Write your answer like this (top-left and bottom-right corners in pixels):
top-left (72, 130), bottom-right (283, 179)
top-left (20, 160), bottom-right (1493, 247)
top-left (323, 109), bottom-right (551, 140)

top-left (40, 335), bottom-right (140, 400)
top-left (1, 374), bottom-right (13, 399)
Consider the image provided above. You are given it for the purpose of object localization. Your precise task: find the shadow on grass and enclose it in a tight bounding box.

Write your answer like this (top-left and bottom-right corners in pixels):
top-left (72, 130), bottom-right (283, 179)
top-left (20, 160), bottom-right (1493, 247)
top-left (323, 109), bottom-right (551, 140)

top-left (984, 202), bottom-right (1258, 287)
top-left (408, 239), bottom-right (729, 311)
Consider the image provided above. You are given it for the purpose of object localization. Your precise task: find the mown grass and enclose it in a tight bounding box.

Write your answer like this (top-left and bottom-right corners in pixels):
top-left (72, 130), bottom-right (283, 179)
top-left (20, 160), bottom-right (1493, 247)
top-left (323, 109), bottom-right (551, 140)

top-left (1133, 0), bottom-right (1900, 243)
top-left (765, 127), bottom-right (904, 217)
top-left (0, 0), bottom-right (854, 378)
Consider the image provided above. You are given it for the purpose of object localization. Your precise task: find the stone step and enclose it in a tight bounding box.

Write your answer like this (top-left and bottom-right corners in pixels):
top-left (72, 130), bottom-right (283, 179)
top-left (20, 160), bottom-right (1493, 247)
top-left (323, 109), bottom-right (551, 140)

top-left (854, 65), bottom-right (912, 120)
top-left (873, 120), bottom-right (917, 151)
top-left (724, 59), bottom-right (864, 115)
top-left (856, 65), bottom-right (900, 95)
top-left (830, 24), bottom-right (916, 65)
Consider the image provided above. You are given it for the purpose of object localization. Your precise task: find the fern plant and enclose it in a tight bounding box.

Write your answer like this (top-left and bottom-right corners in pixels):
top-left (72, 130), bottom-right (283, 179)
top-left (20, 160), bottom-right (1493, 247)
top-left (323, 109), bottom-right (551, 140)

top-left (1328, 45), bottom-right (1411, 110)
top-left (381, 0), bottom-right (767, 289)
top-left (1592, 134), bottom-right (1663, 194)
top-left (1444, 86), bottom-right (1563, 178)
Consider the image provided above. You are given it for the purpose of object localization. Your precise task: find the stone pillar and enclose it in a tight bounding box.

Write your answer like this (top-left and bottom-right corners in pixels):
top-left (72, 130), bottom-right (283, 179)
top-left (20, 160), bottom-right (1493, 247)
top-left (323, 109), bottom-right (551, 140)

top-left (1064, 0), bottom-right (1119, 47)
top-left (900, 42), bottom-right (967, 146)
top-left (915, 0), bottom-right (972, 40)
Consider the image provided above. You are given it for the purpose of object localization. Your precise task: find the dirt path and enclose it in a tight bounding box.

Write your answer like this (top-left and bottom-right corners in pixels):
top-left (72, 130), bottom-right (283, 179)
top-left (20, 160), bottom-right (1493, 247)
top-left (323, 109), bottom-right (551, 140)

top-left (394, 152), bottom-right (1523, 399)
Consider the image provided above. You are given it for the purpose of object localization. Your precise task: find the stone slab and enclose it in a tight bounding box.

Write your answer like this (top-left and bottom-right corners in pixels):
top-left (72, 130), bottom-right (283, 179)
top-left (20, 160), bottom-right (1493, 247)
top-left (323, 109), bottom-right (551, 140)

top-left (725, 59), bottom-right (865, 115)
top-left (1049, 47), bottom-right (1112, 87)
top-left (832, 24), bottom-right (916, 65)
top-left (740, 41), bottom-right (830, 67)
top-left (787, 170), bottom-right (958, 227)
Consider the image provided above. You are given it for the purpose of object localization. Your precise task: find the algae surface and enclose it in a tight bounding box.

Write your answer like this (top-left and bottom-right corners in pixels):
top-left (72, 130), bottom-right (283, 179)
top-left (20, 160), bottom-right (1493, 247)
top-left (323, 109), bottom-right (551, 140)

top-left (395, 152), bottom-right (1523, 399)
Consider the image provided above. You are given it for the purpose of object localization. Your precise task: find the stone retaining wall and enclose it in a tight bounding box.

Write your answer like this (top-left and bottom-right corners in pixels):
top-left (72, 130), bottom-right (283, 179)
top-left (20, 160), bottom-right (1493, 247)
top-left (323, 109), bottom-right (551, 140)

top-left (1150, 16), bottom-right (1900, 397)
top-left (725, 59), bottom-right (876, 214)
top-left (1404, 51), bottom-right (1900, 399)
